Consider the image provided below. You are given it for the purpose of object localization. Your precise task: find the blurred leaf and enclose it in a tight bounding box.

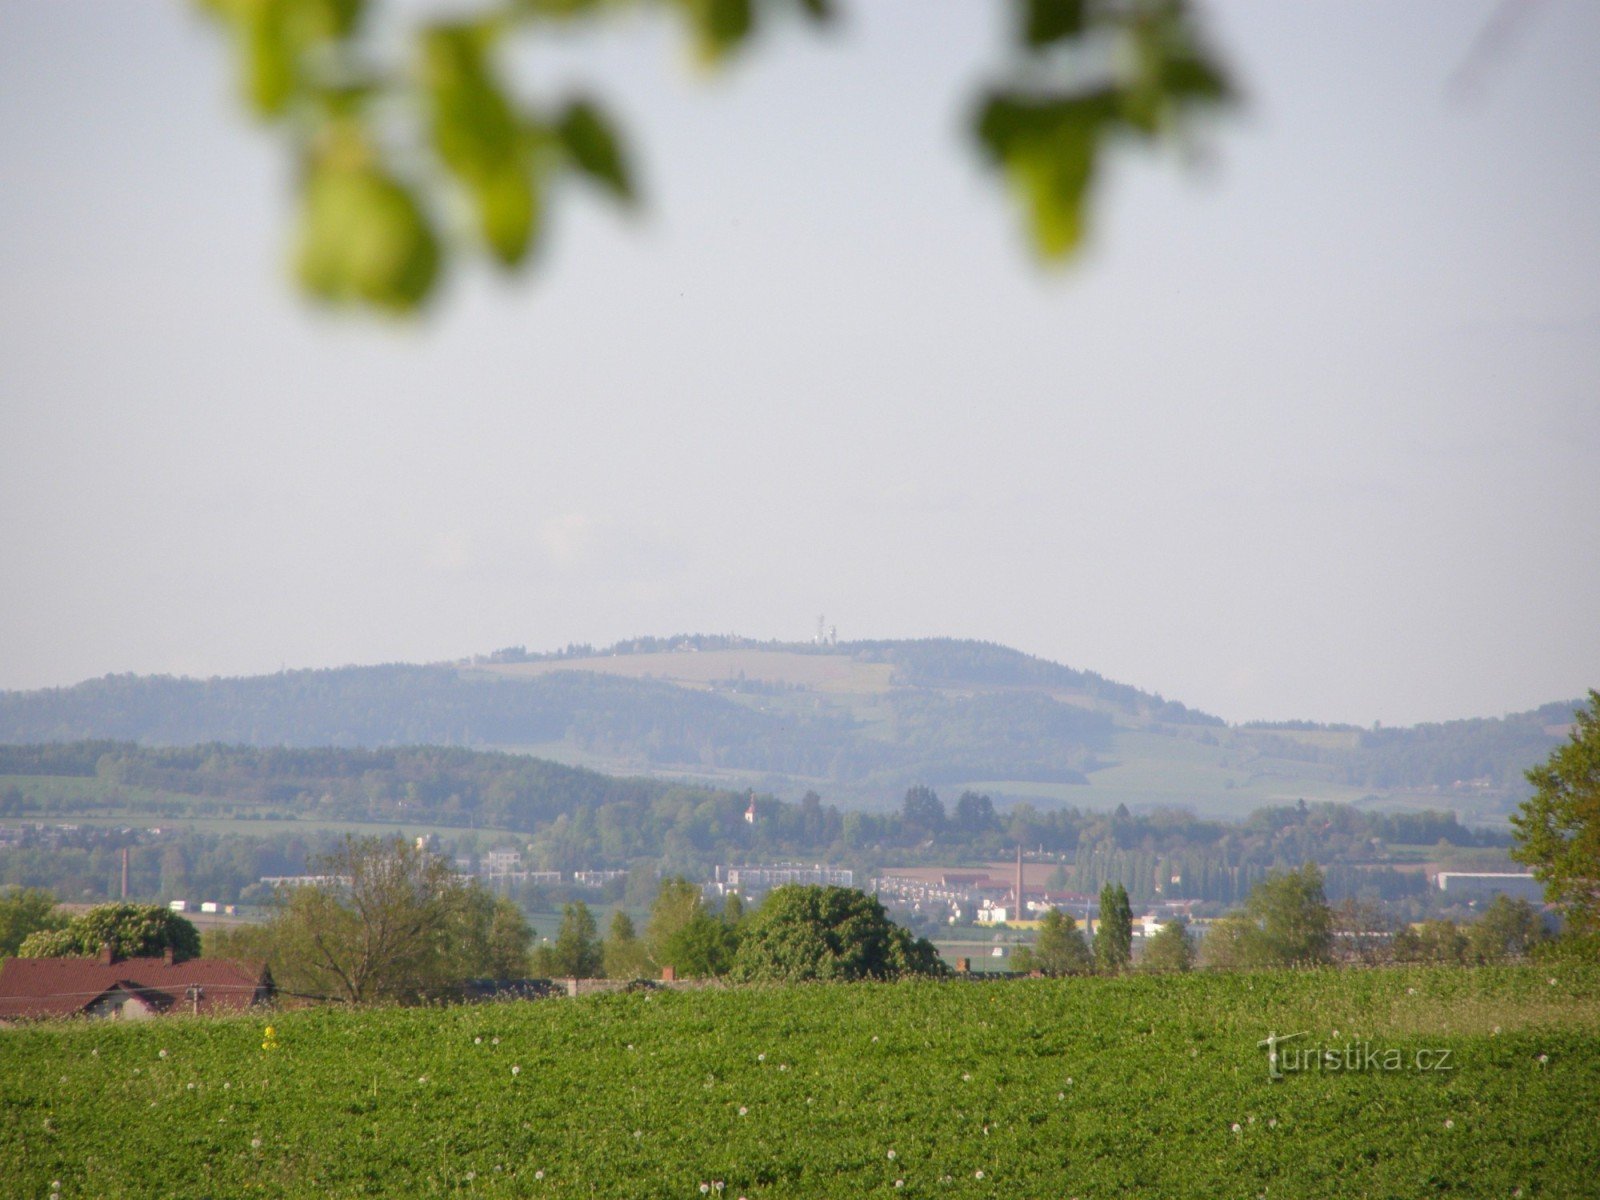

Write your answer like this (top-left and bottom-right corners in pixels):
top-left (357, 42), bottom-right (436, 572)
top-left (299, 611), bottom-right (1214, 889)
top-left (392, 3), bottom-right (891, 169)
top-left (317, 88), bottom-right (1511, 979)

top-left (974, 91), bottom-right (1114, 259)
top-left (422, 22), bottom-right (539, 265)
top-left (1020, 0), bottom-right (1089, 48)
top-left (1121, 0), bottom-right (1233, 134)
top-left (476, 166), bottom-right (540, 265)
top-left (199, 0), bottom-right (366, 118)
top-left (681, 0), bottom-right (754, 65)
top-left (296, 141), bottom-right (440, 311)
top-left (557, 100), bottom-right (636, 204)
top-left (243, 8), bottom-right (296, 116)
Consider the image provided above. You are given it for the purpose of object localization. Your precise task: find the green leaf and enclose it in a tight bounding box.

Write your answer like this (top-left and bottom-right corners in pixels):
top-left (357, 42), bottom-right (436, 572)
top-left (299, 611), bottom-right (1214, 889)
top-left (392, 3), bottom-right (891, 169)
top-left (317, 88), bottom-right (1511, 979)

top-left (199, 0), bottom-right (367, 119)
top-left (681, 0), bottom-right (753, 66)
top-left (974, 91), bottom-right (1114, 260)
top-left (557, 100), bottom-right (636, 204)
top-left (242, 4), bottom-right (297, 116)
top-left (296, 149), bottom-right (440, 312)
top-left (421, 22), bottom-right (541, 265)
top-left (476, 166), bottom-right (540, 266)
top-left (1020, 0), bottom-right (1089, 49)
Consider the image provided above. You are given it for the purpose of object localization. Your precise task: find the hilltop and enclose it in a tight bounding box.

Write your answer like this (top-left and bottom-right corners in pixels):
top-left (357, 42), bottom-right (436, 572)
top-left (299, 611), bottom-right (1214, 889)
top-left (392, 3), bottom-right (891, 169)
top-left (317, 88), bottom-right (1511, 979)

top-left (0, 636), bottom-right (1579, 821)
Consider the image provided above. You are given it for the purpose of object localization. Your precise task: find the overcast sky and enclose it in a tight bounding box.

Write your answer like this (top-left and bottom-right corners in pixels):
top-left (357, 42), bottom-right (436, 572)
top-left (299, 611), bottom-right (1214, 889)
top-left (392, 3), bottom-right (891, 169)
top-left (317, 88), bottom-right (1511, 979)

top-left (2, 1), bottom-right (1596, 727)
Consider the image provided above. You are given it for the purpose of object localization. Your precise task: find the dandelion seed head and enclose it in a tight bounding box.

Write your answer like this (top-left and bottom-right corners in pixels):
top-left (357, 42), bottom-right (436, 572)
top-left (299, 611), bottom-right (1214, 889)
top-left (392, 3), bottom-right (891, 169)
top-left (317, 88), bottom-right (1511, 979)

top-left (1538, 1054), bottom-right (1549, 1064)
top-left (1231, 1123), bottom-right (1242, 1133)
top-left (887, 1150), bottom-right (896, 1160)
top-left (474, 1037), bottom-right (482, 1045)
top-left (533, 1169), bottom-right (544, 1180)
top-left (158, 1049), bottom-right (168, 1059)
top-left (1445, 1119), bottom-right (1454, 1129)
top-left (1548, 978), bottom-right (1557, 986)
top-left (757, 1053), bottom-right (766, 1061)
top-left (511, 1065), bottom-right (521, 1076)
top-left (738, 1106), bottom-right (748, 1116)
top-left (251, 1137), bottom-right (262, 1149)
top-left (975, 1170), bottom-right (985, 1180)
top-left (700, 1184), bottom-right (710, 1194)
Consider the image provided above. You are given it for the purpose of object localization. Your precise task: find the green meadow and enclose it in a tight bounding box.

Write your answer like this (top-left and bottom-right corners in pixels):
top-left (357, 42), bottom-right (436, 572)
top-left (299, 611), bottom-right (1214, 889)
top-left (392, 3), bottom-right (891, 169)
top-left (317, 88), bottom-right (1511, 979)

top-left (3, 965), bottom-right (1596, 1198)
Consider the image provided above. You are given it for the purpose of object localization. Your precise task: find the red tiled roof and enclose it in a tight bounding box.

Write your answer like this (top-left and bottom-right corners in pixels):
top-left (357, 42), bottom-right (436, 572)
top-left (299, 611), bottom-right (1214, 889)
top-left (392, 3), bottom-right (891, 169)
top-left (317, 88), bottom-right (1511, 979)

top-left (0, 955), bottom-right (272, 1020)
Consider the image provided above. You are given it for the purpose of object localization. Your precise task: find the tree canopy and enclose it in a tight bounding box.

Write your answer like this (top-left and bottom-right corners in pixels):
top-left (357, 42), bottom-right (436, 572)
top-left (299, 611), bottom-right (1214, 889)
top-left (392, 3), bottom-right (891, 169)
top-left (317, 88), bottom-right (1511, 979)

top-left (1512, 689), bottom-right (1600, 943)
top-left (265, 835), bottom-right (532, 1002)
top-left (17, 902), bottom-right (202, 962)
top-left (0, 887), bottom-right (65, 957)
top-left (1013, 907), bottom-right (1091, 976)
top-left (192, 0), bottom-right (1232, 314)
top-left (1094, 882), bottom-right (1132, 973)
top-left (729, 885), bottom-right (946, 983)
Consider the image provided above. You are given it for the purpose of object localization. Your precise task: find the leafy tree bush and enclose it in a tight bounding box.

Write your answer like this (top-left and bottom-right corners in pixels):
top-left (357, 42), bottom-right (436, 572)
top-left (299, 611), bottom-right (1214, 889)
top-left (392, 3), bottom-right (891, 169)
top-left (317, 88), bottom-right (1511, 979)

top-left (729, 886), bottom-right (947, 983)
top-left (18, 902), bottom-right (201, 961)
top-left (1512, 690), bottom-right (1600, 945)
top-left (602, 910), bottom-right (652, 980)
top-left (645, 876), bottom-right (739, 978)
top-left (1393, 920), bottom-right (1469, 966)
top-left (1196, 914), bottom-right (1270, 971)
top-left (533, 901), bottom-right (602, 978)
top-left (1094, 883), bottom-right (1132, 973)
top-left (1139, 919), bottom-right (1193, 972)
top-left (0, 886), bottom-right (65, 956)
top-left (1243, 864), bottom-right (1333, 966)
top-left (1467, 896), bottom-right (1548, 964)
top-left (266, 835), bottom-right (525, 1003)
top-left (1014, 908), bottom-right (1092, 976)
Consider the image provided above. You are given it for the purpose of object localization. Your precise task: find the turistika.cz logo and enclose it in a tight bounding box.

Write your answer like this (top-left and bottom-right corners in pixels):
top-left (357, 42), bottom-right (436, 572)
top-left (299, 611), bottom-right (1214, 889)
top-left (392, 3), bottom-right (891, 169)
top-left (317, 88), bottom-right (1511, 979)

top-left (1257, 1031), bottom-right (1454, 1081)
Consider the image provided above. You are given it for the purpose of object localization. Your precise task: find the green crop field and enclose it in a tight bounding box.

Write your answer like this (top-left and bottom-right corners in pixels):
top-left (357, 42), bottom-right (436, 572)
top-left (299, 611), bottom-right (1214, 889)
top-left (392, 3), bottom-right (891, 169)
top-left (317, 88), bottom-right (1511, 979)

top-left (3, 966), bottom-right (1597, 1198)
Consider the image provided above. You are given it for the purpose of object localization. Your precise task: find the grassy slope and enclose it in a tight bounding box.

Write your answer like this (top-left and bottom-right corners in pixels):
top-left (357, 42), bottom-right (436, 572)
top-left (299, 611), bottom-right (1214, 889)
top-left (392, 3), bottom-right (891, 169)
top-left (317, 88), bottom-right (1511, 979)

top-left (3, 966), bottom-right (1596, 1198)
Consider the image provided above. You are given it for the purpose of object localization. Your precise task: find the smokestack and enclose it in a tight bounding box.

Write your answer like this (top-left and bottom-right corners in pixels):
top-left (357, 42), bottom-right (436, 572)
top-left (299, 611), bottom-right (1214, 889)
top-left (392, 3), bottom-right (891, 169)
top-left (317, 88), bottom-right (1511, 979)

top-left (121, 847), bottom-right (129, 899)
top-left (1015, 844), bottom-right (1024, 913)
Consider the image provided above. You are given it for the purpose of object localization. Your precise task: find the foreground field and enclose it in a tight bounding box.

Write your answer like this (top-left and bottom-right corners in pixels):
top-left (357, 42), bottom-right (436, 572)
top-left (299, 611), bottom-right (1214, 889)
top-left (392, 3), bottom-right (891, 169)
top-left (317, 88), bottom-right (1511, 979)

top-left (3, 967), bottom-right (1597, 1198)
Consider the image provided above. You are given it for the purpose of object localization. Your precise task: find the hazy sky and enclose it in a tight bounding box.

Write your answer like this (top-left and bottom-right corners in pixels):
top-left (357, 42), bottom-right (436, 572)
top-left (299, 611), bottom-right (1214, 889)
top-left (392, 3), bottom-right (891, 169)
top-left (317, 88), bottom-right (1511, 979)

top-left (2, 1), bottom-right (1597, 727)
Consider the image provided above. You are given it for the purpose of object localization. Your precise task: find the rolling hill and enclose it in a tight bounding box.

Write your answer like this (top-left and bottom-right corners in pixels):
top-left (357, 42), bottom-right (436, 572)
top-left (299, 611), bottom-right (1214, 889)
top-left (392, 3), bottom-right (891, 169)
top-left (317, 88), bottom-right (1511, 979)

top-left (0, 636), bottom-right (1579, 822)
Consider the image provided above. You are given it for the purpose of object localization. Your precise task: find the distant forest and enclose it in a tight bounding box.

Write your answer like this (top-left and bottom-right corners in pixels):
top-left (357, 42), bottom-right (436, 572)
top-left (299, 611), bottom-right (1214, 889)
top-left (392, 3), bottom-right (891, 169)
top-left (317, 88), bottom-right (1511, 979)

top-left (0, 742), bottom-right (1509, 910)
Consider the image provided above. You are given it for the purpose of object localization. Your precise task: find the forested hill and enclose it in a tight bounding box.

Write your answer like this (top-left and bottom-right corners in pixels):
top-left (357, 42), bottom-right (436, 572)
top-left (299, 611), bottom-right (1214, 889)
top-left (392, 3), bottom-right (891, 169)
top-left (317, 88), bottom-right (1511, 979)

top-left (0, 638), bottom-right (1581, 817)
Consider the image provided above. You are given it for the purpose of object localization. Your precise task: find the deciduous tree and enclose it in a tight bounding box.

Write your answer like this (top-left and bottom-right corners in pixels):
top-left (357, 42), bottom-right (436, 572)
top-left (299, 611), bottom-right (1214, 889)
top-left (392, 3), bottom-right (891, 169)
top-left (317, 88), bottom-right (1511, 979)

top-left (0, 886), bottom-right (65, 957)
top-left (1094, 882), bottom-right (1132, 972)
top-left (1023, 907), bottom-right (1092, 976)
top-left (267, 834), bottom-right (509, 1003)
top-left (18, 902), bottom-right (200, 962)
top-left (1139, 918), bottom-right (1193, 972)
top-left (729, 885), bottom-right (946, 983)
top-left (1512, 690), bottom-right (1600, 943)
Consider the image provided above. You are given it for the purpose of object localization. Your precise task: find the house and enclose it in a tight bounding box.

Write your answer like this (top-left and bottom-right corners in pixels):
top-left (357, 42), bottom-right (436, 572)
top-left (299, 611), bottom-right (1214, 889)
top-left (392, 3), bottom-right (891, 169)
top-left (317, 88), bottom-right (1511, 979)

top-left (0, 945), bottom-right (273, 1024)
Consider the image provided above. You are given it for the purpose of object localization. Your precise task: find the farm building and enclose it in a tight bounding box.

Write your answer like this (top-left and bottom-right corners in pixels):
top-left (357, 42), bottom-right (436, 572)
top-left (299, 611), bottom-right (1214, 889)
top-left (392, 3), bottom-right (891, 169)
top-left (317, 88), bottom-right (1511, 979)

top-left (0, 945), bottom-right (273, 1024)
